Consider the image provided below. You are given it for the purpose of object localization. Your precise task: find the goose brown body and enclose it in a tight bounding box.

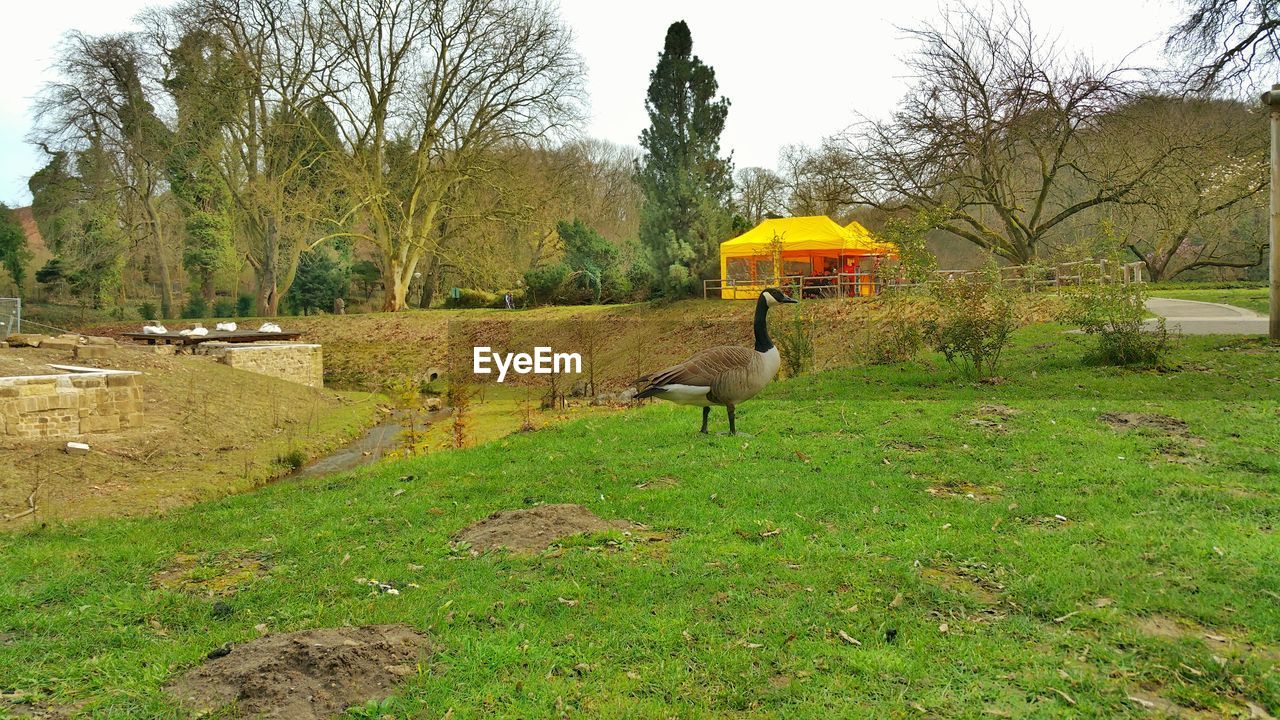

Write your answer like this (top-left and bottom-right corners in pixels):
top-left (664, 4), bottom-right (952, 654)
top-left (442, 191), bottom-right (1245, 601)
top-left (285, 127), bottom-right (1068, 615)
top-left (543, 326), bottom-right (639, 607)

top-left (635, 288), bottom-right (796, 434)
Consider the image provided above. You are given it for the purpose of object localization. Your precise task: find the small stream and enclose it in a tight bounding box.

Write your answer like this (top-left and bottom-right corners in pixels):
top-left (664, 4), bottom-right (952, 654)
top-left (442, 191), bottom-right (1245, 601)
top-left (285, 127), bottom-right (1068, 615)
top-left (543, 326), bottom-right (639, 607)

top-left (291, 408), bottom-right (450, 478)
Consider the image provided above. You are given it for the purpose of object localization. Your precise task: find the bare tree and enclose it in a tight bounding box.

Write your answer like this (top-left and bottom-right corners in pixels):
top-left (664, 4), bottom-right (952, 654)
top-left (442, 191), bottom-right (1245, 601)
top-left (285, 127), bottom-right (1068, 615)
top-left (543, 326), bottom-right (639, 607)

top-left (734, 166), bottom-right (787, 224)
top-left (1111, 96), bottom-right (1268, 280)
top-left (1168, 0), bottom-right (1280, 93)
top-left (778, 143), bottom-right (864, 220)
top-left (840, 3), bottom-right (1175, 264)
top-left (311, 0), bottom-right (584, 311)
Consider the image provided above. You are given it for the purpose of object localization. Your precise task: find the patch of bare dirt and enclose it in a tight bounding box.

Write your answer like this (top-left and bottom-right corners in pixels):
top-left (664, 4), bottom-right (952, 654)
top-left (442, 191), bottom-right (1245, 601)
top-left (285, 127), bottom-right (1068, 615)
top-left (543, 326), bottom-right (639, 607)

top-left (1127, 688), bottom-right (1277, 719)
top-left (152, 551), bottom-right (268, 596)
top-left (920, 565), bottom-right (1004, 605)
top-left (1137, 615), bottom-right (1280, 663)
top-left (963, 403), bottom-right (1021, 432)
top-left (0, 692), bottom-right (80, 719)
top-left (1101, 412), bottom-right (1192, 436)
top-left (455, 503), bottom-right (635, 553)
top-left (165, 625), bottom-right (430, 719)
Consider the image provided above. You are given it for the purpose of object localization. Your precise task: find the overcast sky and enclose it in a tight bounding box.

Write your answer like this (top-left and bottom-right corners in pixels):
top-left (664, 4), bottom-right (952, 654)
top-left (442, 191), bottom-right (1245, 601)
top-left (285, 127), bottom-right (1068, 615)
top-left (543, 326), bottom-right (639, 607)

top-left (0, 0), bottom-right (1184, 207)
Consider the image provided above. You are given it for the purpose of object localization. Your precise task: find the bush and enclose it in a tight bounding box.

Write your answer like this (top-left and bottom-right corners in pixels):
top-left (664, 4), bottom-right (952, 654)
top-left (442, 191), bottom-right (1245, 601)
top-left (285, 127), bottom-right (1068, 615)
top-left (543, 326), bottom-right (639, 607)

top-left (212, 298), bottom-right (235, 318)
top-left (285, 248), bottom-right (350, 315)
top-left (774, 307), bottom-right (817, 377)
top-left (866, 315), bottom-right (925, 365)
top-left (137, 302), bottom-right (158, 321)
top-left (1064, 282), bottom-right (1170, 366)
top-left (523, 264), bottom-right (570, 305)
top-left (181, 295), bottom-right (208, 319)
top-left (275, 448), bottom-right (307, 471)
top-left (444, 288), bottom-right (499, 309)
top-left (236, 294), bottom-right (254, 317)
top-left (922, 266), bottom-right (1019, 379)
top-left (626, 260), bottom-right (656, 300)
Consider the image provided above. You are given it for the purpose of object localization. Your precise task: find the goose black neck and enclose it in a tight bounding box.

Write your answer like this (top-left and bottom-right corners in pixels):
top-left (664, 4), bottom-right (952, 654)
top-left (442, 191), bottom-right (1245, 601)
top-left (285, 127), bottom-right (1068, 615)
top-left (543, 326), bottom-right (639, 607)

top-left (754, 295), bottom-right (773, 352)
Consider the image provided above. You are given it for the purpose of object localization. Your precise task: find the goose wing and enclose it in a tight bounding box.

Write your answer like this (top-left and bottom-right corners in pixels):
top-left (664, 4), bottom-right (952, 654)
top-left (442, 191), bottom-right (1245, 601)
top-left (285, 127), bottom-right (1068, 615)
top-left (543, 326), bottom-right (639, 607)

top-left (637, 345), bottom-right (756, 390)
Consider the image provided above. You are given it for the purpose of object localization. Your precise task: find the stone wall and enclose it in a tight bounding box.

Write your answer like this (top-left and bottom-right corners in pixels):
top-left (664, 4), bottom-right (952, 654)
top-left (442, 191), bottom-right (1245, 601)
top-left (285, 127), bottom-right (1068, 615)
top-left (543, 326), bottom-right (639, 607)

top-left (0, 369), bottom-right (144, 438)
top-left (199, 343), bottom-right (323, 388)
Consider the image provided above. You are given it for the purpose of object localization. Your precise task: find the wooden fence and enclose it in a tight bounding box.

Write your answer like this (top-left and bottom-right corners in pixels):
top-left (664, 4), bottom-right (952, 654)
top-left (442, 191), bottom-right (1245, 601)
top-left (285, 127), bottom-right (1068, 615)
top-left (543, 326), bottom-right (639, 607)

top-left (703, 259), bottom-right (1147, 299)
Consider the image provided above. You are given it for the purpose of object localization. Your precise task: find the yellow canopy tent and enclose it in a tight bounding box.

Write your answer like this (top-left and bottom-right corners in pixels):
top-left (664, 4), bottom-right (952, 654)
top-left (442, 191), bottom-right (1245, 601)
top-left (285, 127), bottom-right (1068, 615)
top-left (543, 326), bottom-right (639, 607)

top-left (718, 216), bottom-right (896, 299)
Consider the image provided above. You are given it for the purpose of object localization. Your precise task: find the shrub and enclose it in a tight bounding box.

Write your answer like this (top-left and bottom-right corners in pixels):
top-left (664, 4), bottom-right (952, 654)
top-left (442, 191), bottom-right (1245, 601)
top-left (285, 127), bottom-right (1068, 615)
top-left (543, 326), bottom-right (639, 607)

top-left (866, 315), bottom-right (925, 365)
top-left (1064, 282), bottom-right (1170, 366)
top-left (444, 288), bottom-right (498, 309)
top-left (181, 295), bottom-right (208, 319)
top-left (274, 448), bottom-right (307, 471)
top-left (236, 294), bottom-right (254, 317)
top-left (922, 266), bottom-right (1019, 379)
top-left (137, 302), bottom-right (158, 321)
top-left (774, 306), bottom-right (817, 377)
top-left (523, 264), bottom-right (570, 305)
top-left (212, 298), bottom-right (235, 318)
top-left (625, 260), bottom-right (656, 300)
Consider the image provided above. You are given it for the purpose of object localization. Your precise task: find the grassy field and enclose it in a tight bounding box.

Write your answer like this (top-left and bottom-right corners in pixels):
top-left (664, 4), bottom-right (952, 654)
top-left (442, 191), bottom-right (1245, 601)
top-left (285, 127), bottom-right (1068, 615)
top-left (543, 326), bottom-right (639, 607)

top-left (1, 323), bottom-right (1276, 718)
top-left (1148, 286), bottom-right (1271, 316)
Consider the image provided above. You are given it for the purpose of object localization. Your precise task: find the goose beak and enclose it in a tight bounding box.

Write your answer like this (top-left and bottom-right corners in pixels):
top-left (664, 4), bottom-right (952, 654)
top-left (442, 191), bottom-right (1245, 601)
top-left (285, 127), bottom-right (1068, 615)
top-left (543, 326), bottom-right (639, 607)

top-left (781, 294), bottom-right (799, 304)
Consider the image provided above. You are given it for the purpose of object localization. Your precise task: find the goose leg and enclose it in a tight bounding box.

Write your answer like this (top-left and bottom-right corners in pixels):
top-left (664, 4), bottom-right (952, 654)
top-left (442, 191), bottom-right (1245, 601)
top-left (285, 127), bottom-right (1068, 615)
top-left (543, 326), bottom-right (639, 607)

top-left (700, 406), bottom-right (710, 434)
top-left (727, 404), bottom-right (737, 435)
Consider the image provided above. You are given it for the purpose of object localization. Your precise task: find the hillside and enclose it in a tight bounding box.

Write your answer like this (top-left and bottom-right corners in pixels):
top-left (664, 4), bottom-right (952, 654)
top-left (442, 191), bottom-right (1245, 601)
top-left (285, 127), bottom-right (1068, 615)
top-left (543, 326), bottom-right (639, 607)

top-left (87, 295), bottom-right (1057, 392)
top-left (0, 344), bottom-right (378, 525)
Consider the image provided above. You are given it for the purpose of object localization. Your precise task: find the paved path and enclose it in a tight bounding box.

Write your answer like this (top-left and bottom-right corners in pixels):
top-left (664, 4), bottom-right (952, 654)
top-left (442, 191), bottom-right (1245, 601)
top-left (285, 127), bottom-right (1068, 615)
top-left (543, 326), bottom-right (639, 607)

top-left (1144, 297), bottom-right (1269, 335)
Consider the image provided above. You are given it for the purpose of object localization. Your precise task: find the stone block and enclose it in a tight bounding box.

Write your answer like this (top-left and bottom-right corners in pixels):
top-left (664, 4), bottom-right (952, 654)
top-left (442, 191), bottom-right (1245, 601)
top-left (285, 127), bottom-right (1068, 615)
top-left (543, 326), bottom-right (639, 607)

top-left (5, 333), bottom-right (49, 348)
top-left (73, 345), bottom-right (112, 360)
top-left (17, 381), bottom-right (56, 397)
top-left (69, 375), bottom-right (107, 389)
top-left (106, 374), bottom-right (136, 388)
top-left (79, 415), bottom-right (120, 433)
top-left (149, 345), bottom-right (175, 356)
top-left (40, 338), bottom-right (78, 352)
top-left (83, 336), bottom-right (116, 346)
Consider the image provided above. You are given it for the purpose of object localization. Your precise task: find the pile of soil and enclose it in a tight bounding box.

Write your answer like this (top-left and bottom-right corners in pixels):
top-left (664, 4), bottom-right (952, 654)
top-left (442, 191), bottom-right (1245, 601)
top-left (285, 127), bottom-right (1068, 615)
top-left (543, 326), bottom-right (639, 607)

top-left (456, 503), bottom-right (633, 553)
top-left (165, 625), bottom-right (430, 719)
top-left (1099, 412), bottom-right (1189, 435)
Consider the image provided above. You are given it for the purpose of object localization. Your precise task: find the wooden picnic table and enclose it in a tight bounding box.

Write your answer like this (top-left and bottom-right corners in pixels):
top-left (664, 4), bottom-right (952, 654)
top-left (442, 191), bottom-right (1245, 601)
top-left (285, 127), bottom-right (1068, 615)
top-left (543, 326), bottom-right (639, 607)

top-left (122, 330), bottom-right (303, 346)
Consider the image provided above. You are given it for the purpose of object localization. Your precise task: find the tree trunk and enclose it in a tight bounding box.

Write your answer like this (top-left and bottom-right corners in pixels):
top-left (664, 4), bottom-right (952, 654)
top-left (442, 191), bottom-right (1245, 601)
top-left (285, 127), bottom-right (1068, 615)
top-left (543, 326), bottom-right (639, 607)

top-left (419, 253), bottom-right (440, 309)
top-left (380, 246), bottom-right (420, 312)
top-left (148, 211), bottom-right (175, 319)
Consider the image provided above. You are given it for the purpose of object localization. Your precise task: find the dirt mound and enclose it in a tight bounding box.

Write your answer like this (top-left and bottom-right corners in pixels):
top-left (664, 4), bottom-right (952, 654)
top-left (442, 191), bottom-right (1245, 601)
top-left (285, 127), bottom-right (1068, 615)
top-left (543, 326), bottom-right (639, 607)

top-left (165, 625), bottom-right (430, 719)
top-left (1100, 412), bottom-right (1189, 434)
top-left (456, 503), bottom-right (632, 553)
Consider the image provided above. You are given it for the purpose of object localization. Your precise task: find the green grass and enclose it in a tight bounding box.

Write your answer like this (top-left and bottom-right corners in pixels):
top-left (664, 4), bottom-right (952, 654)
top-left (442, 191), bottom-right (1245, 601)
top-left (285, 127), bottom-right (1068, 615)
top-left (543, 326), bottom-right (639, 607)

top-left (1148, 286), bottom-right (1272, 316)
top-left (1, 326), bottom-right (1278, 718)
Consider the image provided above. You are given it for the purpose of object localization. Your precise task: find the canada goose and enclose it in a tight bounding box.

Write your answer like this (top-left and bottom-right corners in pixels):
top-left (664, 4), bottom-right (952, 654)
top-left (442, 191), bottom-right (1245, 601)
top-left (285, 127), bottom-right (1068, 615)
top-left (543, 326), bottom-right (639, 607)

top-left (635, 287), bottom-right (798, 435)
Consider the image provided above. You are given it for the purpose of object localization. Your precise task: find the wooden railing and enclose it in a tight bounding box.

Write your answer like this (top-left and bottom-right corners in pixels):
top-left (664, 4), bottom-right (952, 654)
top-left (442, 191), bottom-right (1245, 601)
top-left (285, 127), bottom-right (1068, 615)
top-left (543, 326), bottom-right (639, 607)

top-left (704, 259), bottom-right (1147, 299)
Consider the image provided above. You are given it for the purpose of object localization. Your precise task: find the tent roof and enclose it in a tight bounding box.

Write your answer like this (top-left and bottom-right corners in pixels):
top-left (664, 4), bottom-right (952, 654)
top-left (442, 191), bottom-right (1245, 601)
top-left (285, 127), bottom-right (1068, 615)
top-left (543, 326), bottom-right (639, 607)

top-left (845, 220), bottom-right (897, 253)
top-left (721, 216), bottom-right (895, 256)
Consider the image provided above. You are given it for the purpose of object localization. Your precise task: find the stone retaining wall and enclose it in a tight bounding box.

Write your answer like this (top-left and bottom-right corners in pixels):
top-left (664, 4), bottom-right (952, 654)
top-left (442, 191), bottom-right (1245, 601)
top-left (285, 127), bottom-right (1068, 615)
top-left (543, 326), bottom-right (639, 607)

top-left (0, 368), bottom-right (144, 438)
top-left (199, 343), bottom-right (323, 388)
